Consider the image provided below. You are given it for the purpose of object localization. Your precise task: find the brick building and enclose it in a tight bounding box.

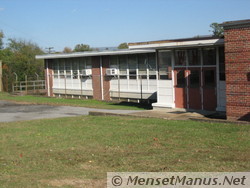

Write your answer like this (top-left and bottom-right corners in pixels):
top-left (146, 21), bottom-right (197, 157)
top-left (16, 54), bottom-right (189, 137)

top-left (220, 20), bottom-right (250, 121)
top-left (36, 19), bottom-right (250, 121)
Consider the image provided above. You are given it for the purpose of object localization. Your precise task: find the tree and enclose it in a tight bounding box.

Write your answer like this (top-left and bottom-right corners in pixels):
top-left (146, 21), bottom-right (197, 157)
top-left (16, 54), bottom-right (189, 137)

top-left (73, 44), bottom-right (92, 52)
top-left (0, 38), bottom-right (44, 81)
top-left (0, 30), bottom-right (4, 49)
top-left (63, 47), bottom-right (72, 53)
top-left (118, 42), bottom-right (128, 49)
top-left (210, 23), bottom-right (224, 37)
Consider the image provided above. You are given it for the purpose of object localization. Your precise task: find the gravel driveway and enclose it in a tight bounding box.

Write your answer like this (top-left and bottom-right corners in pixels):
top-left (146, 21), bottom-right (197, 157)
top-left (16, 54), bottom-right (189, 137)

top-left (0, 100), bottom-right (142, 122)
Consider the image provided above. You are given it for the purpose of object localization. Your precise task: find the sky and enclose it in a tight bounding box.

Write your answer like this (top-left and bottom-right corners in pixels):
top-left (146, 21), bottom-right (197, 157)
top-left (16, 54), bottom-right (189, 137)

top-left (0, 0), bottom-right (249, 52)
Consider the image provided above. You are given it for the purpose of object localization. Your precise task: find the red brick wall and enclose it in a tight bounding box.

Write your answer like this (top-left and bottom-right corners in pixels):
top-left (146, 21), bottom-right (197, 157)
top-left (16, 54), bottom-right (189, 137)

top-left (224, 27), bottom-right (250, 121)
top-left (92, 56), bottom-right (111, 101)
top-left (92, 56), bottom-right (102, 100)
top-left (45, 59), bottom-right (53, 97)
top-left (102, 56), bottom-right (111, 101)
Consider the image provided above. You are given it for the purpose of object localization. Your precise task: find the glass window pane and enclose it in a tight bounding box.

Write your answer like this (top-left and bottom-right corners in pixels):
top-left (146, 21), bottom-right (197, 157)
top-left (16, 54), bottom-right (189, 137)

top-left (158, 51), bottom-right (172, 80)
top-left (203, 48), bottom-right (216, 65)
top-left (204, 70), bottom-right (215, 87)
top-left (59, 59), bottom-right (65, 78)
top-left (118, 55), bottom-right (127, 75)
top-left (119, 75), bottom-right (127, 79)
top-left (110, 56), bottom-right (118, 68)
top-left (176, 70), bottom-right (186, 87)
top-left (189, 70), bottom-right (200, 88)
top-left (175, 50), bottom-right (186, 66)
top-left (86, 57), bottom-right (92, 69)
top-left (79, 58), bottom-right (85, 70)
top-left (128, 55), bottom-right (137, 79)
top-left (148, 53), bottom-right (156, 71)
top-left (72, 60), bottom-right (78, 71)
top-left (187, 49), bottom-right (201, 65)
top-left (128, 55), bottom-right (137, 69)
top-left (59, 59), bottom-right (64, 70)
top-left (138, 54), bottom-right (147, 75)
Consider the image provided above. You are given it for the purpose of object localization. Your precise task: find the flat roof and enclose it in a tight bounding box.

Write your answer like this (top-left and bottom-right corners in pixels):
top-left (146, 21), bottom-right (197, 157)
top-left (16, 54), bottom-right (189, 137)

top-left (220, 19), bottom-right (250, 28)
top-left (128, 36), bottom-right (224, 49)
top-left (36, 49), bottom-right (155, 60)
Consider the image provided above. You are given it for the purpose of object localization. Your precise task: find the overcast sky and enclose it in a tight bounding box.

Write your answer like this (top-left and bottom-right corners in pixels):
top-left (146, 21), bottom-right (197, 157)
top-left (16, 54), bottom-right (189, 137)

top-left (0, 0), bottom-right (249, 51)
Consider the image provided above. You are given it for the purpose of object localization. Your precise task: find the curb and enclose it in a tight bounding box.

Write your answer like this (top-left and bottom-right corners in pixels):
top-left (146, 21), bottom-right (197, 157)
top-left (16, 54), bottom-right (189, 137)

top-left (89, 111), bottom-right (250, 125)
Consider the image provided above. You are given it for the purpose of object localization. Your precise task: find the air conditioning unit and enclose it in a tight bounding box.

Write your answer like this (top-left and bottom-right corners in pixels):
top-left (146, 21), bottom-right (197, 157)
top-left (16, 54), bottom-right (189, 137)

top-left (81, 69), bottom-right (92, 76)
top-left (106, 68), bottom-right (118, 76)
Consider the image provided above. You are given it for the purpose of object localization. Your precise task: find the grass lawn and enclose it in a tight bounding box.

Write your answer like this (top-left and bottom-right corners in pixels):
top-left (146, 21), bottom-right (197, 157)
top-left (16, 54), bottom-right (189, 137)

top-left (0, 116), bottom-right (249, 187)
top-left (0, 92), bottom-right (150, 110)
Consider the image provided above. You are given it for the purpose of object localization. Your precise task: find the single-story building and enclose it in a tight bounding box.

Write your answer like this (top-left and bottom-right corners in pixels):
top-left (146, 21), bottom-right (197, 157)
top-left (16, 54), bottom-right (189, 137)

top-left (36, 19), bottom-right (250, 121)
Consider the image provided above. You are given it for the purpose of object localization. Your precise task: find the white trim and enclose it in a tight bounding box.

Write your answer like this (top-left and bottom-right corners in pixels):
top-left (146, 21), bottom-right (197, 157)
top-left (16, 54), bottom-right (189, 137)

top-left (129, 39), bottom-right (224, 49)
top-left (171, 50), bottom-right (175, 108)
top-left (36, 49), bottom-right (155, 60)
top-left (152, 102), bottom-right (175, 108)
top-left (216, 47), bottom-right (220, 110)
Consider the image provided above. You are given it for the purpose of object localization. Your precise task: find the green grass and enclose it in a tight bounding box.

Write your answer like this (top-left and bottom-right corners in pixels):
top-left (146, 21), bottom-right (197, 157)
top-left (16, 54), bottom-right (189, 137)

top-left (0, 92), bottom-right (150, 110)
top-left (0, 116), bottom-right (249, 187)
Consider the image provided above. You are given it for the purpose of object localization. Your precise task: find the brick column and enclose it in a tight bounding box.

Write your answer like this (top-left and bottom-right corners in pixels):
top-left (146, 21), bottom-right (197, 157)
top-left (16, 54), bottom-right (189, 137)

top-left (91, 56), bottom-right (111, 101)
top-left (92, 56), bottom-right (102, 100)
top-left (102, 56), bottom-right (111, 101)
top-left (221, 20), bottom-right (250, 121)
top-left (45, 59), bottom-right (53, 97)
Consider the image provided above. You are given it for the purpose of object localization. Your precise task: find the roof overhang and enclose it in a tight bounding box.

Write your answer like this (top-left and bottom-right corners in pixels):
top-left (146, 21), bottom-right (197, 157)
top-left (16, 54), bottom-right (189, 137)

top-left (36, 49), bottom-right (155, 60)
top-left (129, 38), bottom-right (224, 50)
top-left (220, 19), bottom-right (250, 29)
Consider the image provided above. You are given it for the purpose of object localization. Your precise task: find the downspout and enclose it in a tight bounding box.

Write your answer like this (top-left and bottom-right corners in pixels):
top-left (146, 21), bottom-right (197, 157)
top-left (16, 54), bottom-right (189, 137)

top-left (46, 60), bottom-right (50, 96)
top-left (100, 56), bottom-right (104, 100)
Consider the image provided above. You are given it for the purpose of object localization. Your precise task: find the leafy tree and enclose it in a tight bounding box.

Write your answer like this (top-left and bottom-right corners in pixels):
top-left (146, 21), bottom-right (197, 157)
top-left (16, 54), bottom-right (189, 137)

top-left (118, 42), bottom-right (128, 49)
top-left (210, 23), bottom-right (224, 37)
top-left (73, 44), bottom-right (92, 52)
top-left (0, 38), bottom-right (44, 81)
top-left (63, 47), bottom-right (72, 53)
top-left (0, 30), bottom-right (3, 49)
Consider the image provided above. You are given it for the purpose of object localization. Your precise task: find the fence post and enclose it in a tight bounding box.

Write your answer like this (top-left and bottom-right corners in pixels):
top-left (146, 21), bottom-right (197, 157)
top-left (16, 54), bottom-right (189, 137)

top-left (35, 72), bottom-right (39, 80)
top-left (0, 61), bottom-right (3, 92)
top-left (25, 74), bottom-right (28, 94)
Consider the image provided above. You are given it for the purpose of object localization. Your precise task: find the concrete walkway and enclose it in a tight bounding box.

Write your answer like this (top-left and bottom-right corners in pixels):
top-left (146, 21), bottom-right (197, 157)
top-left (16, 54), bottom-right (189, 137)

top-left (0, 100), bottom-right (143, 122)
top-left (89, 108), bottom-right (249, 124)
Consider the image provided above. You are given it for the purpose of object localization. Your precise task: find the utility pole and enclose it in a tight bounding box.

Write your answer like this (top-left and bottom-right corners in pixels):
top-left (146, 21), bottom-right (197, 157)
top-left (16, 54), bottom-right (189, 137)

top-left (45, 47), bottom-right (54, 54)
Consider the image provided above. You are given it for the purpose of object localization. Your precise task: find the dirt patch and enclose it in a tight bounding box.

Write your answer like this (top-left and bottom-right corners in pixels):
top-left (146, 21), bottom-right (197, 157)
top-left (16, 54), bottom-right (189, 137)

top-left (41, 178), bottom-right (106, 188)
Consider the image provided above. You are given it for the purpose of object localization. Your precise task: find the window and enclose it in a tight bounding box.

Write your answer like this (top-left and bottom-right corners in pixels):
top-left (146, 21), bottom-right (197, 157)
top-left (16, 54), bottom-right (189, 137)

top-left (204, 70), bottom-right (215, 87)
top-left (176, 70), bottom-right (186, 87)
top-left (187, 49), bottom-right (201, 66)
top-left (52, 60), bottom-right (59, 78)
top-left (65, 60), bottom-right (71, 79)
top-left (118, 55), bottom-right (127, 76)
top-left (219, 47), bottom-right (225, 81)
top-left (175, 50), bottom-right (186, 66)
top-left (128, 55), bottom-right (137, 79)
top-left (79, 58), bottom-right (85, 71)
top-left (203, 48), bottom-right (216, 65)
top-left (110, 56), bottom-right (118, 68)
top-left (72, 59), bottom-right (78, 79)
top-left (78, 57), bottom-right (92, 79)
top-left (189, 70), bottom-right (200, 88)
top-left (85, 57), bottom-right (92, 69)
top-left (59, 60), bottom-right (65, 79)
top-left (138, 54), bottom-right (147, 76)
top-left (158, 50), bottom-right (172, 80)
